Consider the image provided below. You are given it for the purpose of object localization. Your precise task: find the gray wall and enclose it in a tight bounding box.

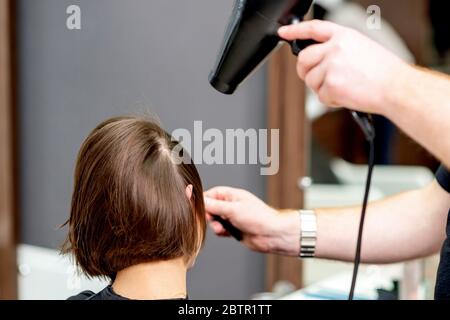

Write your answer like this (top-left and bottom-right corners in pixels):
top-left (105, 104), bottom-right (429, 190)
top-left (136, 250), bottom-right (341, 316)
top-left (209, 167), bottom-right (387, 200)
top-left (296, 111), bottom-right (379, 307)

top-left (18, 0), bottom-right (267, 299)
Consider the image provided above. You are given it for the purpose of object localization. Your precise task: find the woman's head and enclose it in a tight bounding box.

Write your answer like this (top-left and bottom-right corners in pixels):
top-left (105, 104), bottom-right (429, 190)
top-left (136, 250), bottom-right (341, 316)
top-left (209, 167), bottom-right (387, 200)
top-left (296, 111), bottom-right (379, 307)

top-left (62, 116), bottom-right (206, 279)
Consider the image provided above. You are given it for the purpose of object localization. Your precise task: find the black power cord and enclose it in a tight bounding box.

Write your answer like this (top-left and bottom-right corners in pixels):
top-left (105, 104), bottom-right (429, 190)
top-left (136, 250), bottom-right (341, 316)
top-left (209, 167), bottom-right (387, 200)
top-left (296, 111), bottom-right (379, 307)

top-left (348, 112), bottom-right (376, 301)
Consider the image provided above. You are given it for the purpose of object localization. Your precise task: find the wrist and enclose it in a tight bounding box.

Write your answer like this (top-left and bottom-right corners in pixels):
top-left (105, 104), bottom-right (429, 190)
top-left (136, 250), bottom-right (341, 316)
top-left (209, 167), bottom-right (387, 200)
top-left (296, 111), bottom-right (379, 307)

top-left (270, 210), bottom-right (301, 257)
top-left (382, 62), bottom-right (418, 118)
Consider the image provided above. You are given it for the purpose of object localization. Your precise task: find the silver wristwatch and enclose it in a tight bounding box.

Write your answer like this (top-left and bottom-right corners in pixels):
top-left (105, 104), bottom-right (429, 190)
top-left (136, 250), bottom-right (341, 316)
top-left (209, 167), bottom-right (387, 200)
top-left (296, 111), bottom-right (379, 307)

top-left (299, 210), bottom-right (317, 258)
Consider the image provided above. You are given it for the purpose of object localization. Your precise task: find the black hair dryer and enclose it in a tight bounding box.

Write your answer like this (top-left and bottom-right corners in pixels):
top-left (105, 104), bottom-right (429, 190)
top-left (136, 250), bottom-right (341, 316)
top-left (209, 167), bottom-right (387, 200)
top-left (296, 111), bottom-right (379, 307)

top-left (209, 0), bottom-right (315, 95)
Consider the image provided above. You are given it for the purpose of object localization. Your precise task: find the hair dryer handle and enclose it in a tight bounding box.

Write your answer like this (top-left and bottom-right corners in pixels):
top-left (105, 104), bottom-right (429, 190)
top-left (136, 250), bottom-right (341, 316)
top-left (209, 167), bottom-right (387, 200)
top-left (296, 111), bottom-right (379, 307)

top-left (289, 39), bottom-right (318, 56)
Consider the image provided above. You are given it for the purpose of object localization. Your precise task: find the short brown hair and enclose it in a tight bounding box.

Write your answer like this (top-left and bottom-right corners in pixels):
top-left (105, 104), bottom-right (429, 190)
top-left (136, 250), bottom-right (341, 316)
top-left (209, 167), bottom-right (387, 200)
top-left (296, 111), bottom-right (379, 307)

top-left (62, 116), bottom-right (206, 279)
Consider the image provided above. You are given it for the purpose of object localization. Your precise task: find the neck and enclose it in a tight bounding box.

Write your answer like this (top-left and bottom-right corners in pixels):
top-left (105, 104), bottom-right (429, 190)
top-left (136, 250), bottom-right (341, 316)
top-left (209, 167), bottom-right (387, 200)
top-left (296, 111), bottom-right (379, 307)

top-left (112, 258), bottom-right (188, 300)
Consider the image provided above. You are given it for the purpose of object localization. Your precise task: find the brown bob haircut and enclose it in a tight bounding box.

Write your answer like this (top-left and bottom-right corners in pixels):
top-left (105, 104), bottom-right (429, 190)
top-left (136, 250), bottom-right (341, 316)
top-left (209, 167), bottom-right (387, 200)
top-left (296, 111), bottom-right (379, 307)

top-left (62, 116), bottom-right (206, 279)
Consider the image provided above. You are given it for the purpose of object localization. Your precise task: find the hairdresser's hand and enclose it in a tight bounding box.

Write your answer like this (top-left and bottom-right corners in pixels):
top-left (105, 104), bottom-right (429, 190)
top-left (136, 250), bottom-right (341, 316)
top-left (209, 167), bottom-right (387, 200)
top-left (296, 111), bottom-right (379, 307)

top-left (278, 20), bottom-right (411, 115)
top-left (204, 187), bottom-right (300, 256)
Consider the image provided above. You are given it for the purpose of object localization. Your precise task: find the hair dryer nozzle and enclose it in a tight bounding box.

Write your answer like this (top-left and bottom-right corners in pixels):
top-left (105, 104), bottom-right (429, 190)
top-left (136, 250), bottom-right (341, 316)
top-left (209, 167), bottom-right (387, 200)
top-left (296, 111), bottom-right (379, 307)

top-left (209, 73), bottom-right (236, 95)
top-left (209, 0), bottom-right (314, 95)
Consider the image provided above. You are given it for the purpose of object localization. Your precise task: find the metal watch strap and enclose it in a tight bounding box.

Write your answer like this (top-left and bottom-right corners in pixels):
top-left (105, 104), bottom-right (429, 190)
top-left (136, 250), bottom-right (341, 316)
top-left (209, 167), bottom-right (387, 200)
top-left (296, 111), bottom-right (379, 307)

top-left (299, 210), bottom-right (317, 258)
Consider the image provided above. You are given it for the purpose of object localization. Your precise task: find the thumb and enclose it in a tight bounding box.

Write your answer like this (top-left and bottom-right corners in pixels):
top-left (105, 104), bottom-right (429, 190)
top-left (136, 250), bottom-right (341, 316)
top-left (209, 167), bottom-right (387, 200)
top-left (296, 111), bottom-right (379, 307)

top-left (204, 197), bottom-right (236, 219)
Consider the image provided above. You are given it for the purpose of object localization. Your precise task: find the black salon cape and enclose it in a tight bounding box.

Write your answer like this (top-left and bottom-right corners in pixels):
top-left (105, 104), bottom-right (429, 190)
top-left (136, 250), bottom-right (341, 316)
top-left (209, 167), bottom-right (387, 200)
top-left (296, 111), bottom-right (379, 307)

top-left (68, 285), bottom-right (188, 300)
top-left (68, 286), bottom-right (128, 300)
top-left (435, 165), bottom-right (450, 300)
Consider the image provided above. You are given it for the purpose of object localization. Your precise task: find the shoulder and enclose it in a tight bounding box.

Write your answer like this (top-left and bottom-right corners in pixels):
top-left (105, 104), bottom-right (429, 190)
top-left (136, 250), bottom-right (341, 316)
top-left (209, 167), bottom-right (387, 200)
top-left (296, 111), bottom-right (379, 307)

top-left (67, 286), bottom-right (128, 301)
top-left (67, 290), bottom-right (96, 300)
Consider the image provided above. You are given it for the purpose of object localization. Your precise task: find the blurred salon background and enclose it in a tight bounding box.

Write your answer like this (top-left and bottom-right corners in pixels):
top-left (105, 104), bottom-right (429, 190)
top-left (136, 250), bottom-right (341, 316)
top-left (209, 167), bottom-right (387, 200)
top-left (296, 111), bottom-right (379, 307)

top-left (0, 0), bottom-right (449, 300)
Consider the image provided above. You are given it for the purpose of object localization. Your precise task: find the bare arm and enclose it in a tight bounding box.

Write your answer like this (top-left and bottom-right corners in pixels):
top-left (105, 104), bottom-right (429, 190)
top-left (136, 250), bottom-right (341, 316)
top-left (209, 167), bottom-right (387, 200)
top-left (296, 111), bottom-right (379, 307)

top-left (386, 67), bottom-right (450, 169)
top-left (205, 182), bottom-right (450, 263)
top-left (314, 181), bottom-right (449, 263)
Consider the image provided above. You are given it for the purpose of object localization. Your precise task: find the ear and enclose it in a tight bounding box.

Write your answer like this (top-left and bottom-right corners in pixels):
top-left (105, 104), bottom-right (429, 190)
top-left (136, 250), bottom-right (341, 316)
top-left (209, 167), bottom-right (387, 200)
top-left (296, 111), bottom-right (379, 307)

top-left (185, 184), bottom-right (193, 200)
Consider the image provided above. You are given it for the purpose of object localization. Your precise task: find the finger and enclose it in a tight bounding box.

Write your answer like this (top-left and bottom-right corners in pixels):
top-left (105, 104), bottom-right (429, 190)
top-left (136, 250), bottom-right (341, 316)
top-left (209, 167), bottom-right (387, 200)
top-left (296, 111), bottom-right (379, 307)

top-left (210, 220), bottom-right (225, 233)
top-left (278, 20), bottom-right (337, 42)
top-left (318, 84), bottom-right (338, 108)
top-left (209, 221), bottom-right (231, 237)
top-left (304, 63), bottom-right (327, 93)
top-left (296, 43), bottom-right (328, 80)
top-left (204, 186), bottom-right (241, 201)
top-left (204, 197), bottom-right (236, 219)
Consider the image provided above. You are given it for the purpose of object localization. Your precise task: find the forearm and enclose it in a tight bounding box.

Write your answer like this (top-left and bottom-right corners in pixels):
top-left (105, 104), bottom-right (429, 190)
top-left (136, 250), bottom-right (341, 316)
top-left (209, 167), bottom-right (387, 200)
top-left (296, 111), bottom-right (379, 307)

top-left (384, 65), bottom-right (450, 169)
top-left (275, 182), bottom-right (448, 263)
top-left (315, 182), bottom-right (448, 263)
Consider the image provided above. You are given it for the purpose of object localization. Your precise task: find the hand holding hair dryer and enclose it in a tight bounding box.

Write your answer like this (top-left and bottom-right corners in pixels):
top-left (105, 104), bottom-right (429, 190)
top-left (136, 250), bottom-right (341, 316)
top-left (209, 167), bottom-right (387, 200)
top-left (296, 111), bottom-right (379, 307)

top-left (209, 0), bottom-right (374, 140)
